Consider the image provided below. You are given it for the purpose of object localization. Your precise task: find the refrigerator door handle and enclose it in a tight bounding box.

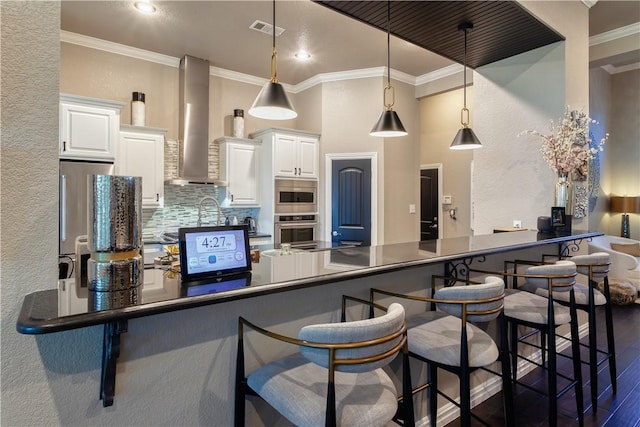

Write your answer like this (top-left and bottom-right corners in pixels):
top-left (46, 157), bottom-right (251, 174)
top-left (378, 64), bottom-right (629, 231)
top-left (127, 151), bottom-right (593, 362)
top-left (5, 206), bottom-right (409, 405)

top-left (60, 174), bottom-right (66, 242)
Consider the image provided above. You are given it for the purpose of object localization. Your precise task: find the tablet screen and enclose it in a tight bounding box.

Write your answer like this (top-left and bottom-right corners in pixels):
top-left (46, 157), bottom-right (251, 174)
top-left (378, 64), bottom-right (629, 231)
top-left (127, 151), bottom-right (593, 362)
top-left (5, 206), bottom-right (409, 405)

top-left (178, 225), bottom-right (252, 281)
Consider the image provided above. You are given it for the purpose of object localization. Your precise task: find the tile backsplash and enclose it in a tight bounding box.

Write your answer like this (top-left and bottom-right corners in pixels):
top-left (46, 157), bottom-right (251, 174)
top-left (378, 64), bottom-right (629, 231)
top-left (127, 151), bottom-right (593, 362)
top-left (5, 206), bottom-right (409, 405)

top-left (142, 139), bottom-right (259, 235)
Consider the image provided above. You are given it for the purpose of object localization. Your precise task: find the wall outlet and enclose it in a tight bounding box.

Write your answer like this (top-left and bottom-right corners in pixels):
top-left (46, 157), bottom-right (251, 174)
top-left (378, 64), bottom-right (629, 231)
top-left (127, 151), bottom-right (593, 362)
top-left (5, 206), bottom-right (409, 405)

top-left (513, 220), bottom-right (522, 229)
top-left (409, 204), bottom-right (416, 214)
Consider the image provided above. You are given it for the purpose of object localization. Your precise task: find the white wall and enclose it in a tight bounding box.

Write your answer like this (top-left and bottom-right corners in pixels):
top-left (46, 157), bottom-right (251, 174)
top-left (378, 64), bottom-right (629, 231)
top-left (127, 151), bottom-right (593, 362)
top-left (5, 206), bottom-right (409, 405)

top-left (588, 66), bottom-right (612, 234)
top-left (473, 43), bottom-right (566, 235)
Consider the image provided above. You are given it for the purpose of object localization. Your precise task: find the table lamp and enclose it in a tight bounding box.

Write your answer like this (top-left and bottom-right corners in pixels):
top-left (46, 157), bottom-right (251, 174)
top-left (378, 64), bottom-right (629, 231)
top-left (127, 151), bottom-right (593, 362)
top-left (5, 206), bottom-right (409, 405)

top-left (610, 196), bottom-right (640, 238)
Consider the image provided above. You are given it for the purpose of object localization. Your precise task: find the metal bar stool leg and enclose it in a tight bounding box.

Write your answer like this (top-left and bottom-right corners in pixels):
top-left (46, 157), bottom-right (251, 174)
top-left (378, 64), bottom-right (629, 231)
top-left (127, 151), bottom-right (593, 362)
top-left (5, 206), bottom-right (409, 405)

top-left (569, 299), bottom-right (584, 426)
top-left (510, 321), bottom-right (519, 383)
top-left (428, 363), bottom-right (438, 427)
top-left (603, 276), bottom-right (617, 394)
top-left (587, 281), bottom-right (599, 412)
top-left (547, 323), bottom-right (558, 427)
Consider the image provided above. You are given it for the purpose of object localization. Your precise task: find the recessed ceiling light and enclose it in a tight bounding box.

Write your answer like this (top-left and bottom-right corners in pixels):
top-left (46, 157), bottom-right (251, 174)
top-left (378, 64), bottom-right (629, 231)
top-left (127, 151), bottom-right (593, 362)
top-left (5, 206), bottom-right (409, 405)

top-left (295, 51), bottom-right (311, 61)
top-left (134, 1), bottom-right (156, 14)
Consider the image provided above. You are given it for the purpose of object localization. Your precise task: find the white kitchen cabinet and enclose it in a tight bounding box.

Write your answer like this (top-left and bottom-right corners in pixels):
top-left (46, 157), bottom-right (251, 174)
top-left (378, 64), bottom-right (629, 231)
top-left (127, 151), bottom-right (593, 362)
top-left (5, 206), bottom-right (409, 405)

top-left (117, 125), bottom-right (166, 208)
top-left (273, 133), bottom-right (319, 179)
top-left (217, 137), bottom-right (261, 207)
top-left (249, 128), bottom-right (321, 237)
top-left (60, 94), bottom-right (125, 160)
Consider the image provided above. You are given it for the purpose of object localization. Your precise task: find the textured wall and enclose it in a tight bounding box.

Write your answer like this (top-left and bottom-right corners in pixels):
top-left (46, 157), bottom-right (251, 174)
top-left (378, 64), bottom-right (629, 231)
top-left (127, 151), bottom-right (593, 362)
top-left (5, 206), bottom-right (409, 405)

top-left (1, 1), bottom-right (62, 423)
top-left (473, 43), bottom-right (566, 235)
top-left (588, 67), bottom-right (613, 234)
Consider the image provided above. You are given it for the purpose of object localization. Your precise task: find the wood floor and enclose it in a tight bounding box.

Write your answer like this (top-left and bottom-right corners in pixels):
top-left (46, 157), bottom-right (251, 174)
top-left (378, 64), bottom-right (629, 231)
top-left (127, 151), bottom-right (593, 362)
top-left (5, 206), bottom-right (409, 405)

top-left (445, 303), bottom-right (640, 427)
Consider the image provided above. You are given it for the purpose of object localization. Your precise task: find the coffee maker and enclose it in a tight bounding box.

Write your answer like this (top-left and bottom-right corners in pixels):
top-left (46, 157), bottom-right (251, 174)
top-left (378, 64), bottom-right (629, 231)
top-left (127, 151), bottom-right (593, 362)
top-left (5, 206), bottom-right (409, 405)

top-left (244, 217), bottom-right (257, 234)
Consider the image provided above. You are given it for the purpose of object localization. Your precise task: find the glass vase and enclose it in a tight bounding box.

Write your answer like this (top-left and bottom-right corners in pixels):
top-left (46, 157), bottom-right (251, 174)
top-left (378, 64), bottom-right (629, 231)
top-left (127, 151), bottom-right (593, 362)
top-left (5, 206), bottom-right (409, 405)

top-left (554, 173), bottom-right (573, 214)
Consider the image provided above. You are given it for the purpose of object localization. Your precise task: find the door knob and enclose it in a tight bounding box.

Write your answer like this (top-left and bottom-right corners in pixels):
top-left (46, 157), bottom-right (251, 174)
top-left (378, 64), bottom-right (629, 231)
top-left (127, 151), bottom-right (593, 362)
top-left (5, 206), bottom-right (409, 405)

top-left (332, 231), bottom-right (341, 236)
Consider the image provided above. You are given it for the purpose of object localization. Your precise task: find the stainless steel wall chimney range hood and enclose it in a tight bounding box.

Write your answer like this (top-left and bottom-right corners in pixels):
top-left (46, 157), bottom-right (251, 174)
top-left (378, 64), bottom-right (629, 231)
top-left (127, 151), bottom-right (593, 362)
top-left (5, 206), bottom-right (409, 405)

top-left (168, 55), bottom-right (223, 186)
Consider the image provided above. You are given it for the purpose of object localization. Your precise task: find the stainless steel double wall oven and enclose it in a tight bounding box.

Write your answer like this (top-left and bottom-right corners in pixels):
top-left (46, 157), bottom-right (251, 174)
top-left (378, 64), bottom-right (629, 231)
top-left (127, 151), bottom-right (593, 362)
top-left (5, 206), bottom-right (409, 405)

top-left (274, 179), bottom-right (318, 248)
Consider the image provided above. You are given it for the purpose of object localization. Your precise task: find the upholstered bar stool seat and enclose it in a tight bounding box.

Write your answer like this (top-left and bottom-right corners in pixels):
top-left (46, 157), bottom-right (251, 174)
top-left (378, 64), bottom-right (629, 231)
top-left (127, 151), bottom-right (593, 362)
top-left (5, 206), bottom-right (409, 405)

top-left (235, 301), bottom-right (415, 427)
top-left (407, 311), bottom-right (499, 368)
top-left (247, 353), bottom-right (398, 427)
top-left (372, 276), bottom-right (514, 427)
top-left (538, 252), bottom-right (617, 413)
top-left (503, 288), bottom-right (572, 324)
top-left (471, 260), bottom-right (583, 427)
top-left (528, 282), bottom-right (607, 305)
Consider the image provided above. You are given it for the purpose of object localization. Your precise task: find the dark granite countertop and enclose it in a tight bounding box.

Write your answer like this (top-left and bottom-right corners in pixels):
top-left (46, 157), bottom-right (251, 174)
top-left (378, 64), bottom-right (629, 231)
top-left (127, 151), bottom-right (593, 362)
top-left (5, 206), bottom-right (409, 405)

top-left (17, 230), bottom-right (601, 334)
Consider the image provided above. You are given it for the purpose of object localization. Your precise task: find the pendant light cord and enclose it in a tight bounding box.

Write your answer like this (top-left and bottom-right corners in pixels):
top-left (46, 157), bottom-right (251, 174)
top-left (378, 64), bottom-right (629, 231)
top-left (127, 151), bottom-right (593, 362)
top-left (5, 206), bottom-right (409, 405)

top-left (463, 26), bottom-right (467, 110)
top-left (386, 0), bottom-right (391, 87)
top-left (459, 22), bottom-right (472, 127)
top-left (382, 0), bottom-right (395, 109)
top-left (270, 0), bottom-right (278, 83)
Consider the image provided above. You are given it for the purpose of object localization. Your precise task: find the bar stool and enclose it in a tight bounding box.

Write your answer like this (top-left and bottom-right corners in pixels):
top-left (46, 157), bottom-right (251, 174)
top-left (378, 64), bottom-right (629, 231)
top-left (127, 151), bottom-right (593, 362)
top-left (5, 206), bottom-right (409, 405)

top-left (371, 275), bottom-right (514, 427)
top-left (536, 253), bottom-right (616, 412)
top-left (234, 297), bottom-right (415, 427)
top-left (472, 260), bottom-right (584, 427)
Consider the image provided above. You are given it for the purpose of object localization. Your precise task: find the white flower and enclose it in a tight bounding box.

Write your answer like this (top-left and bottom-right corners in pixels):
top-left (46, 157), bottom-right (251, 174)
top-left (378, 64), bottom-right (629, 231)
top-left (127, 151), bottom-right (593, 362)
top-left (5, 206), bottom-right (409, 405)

top-left (520, 107), bottom-right (608, 175)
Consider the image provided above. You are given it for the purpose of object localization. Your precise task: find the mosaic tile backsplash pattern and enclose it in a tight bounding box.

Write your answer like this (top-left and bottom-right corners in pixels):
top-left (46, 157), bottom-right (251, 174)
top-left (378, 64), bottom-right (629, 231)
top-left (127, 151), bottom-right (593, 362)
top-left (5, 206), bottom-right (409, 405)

top-left (142, 140), bottom-right (260, 236)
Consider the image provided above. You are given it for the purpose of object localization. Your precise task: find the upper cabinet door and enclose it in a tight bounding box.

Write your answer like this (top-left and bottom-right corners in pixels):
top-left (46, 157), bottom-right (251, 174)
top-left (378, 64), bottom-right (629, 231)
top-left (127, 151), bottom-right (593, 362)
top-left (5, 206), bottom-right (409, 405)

top-left (297, 136), bottom-right (319, 179)
top-left (273, 134), bottom-right (297, 177)
top-left (273, 133), bottom-right (318, 179)
top-left (59, 94), bottom-right (125, 161)
top-left (117, 126), bottom-right (166, 208)
top-left (218, 137), bottom-right (261, 207)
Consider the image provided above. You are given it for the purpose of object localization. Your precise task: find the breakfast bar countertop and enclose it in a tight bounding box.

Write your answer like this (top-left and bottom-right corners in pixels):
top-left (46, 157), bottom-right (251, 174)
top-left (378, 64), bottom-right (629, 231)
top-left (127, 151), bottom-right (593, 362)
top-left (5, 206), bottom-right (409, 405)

top-left (17, 230), bottom-right (602, 335)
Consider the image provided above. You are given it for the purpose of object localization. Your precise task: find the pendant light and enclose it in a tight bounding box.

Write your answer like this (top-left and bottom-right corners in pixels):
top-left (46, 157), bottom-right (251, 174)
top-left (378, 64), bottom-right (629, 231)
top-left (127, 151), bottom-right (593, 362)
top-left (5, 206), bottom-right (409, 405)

top-left (249, 0), bottom-right (297, 120)
top-left (370, 0), bottom-right (407, 138)
top-left (449, 22), bottom-right (482, 150)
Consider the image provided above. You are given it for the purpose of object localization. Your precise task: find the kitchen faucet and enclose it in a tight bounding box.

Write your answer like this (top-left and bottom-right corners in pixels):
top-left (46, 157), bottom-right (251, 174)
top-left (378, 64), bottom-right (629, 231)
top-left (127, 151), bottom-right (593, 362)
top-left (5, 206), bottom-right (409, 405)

top-left (196, 196), bottom-right (223, 227)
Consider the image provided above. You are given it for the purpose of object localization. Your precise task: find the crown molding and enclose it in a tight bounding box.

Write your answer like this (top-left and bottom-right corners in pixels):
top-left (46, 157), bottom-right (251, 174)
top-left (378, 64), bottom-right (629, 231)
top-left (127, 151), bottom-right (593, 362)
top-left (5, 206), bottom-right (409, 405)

top-left (293, 67), bottom-right (416, 93)
top-left (590, 22), bottom-right (640, 46)
top-left (209, 66), bottom-right (268, 87)
top-left (62, 31), bottom-right (463, 94)
top-left (602, 62), bottom-right (640, 75)
top-left (415, 64), bottom-right (464, 86)
top-left (61, 30), bottom-right (180, 67)
top-left (581, 0), bottom-right (598, 8)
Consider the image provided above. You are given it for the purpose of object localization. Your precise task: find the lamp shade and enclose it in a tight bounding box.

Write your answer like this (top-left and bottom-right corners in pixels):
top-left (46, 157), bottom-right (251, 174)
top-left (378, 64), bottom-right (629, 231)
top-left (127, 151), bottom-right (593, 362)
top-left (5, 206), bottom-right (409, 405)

top-left (370, 110), bottom-right (408, 137)
top-left (610, 196), bottom-right (640, 214)
top-left (449, 127), bottom-right (483, 150)
top-left (249, 81), bottom-right (297, 120)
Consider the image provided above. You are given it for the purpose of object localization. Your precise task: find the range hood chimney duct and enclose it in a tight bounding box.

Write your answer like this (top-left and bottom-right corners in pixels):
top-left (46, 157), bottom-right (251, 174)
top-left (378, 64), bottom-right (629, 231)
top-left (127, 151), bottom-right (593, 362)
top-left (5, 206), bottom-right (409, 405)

top-left (169, 55), bottom-right (222, 185)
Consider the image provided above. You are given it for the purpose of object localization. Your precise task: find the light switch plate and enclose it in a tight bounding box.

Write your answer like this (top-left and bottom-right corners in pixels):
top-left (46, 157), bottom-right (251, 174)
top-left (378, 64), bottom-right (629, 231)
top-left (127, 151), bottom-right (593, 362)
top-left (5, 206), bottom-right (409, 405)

top-left (443, 195), bottom-right (452, 204)
top-left (409, 204), bottom-right (416, 214)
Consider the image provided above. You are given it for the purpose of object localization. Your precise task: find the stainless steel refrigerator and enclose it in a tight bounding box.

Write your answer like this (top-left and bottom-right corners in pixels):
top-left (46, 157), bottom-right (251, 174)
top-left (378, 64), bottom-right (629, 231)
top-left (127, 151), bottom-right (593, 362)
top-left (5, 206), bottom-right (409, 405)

top-left (59, 159), bottom-right (114, 256)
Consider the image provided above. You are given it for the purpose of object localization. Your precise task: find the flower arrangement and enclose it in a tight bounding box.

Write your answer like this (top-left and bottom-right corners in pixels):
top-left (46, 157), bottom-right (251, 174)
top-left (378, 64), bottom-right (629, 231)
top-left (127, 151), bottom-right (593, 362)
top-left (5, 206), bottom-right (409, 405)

top-left (520, 107), bottom-right (608, 176)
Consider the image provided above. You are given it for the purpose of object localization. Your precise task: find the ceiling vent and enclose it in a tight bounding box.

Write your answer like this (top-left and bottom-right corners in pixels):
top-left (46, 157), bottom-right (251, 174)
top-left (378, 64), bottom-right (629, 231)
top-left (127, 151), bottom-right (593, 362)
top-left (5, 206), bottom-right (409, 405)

top-left (250, 20), bottom-right (285, 37)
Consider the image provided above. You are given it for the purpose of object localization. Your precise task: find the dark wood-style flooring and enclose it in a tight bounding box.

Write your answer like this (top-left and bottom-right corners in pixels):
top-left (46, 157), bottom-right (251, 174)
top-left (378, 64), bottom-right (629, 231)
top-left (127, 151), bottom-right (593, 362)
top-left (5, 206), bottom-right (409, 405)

top-left (445, 303), bottom-right (640, 427)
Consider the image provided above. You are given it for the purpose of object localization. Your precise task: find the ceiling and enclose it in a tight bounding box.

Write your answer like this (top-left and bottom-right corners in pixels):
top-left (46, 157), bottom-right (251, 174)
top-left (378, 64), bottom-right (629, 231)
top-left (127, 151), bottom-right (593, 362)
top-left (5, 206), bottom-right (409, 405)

top-left (315, 1), bottom-right (564, 69)
top-left (60, 1), bottom-right (639, 85)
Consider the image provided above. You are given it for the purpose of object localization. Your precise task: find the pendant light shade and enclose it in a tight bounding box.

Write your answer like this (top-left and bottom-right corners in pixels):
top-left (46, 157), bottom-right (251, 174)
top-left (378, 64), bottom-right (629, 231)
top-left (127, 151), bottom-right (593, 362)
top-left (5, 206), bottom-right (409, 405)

top-left (250, 81), bottom-right (297, 120)
top-left (370, 110), bottom-right (407, 137)
top-left (450, 127), bottom-right (483, 150)
top-left (249, 0), bottom-right (297, 121)
top-left (449, 22), bottom-right (481, 150)
top-left (370, 1), bottom-right (407, 138)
